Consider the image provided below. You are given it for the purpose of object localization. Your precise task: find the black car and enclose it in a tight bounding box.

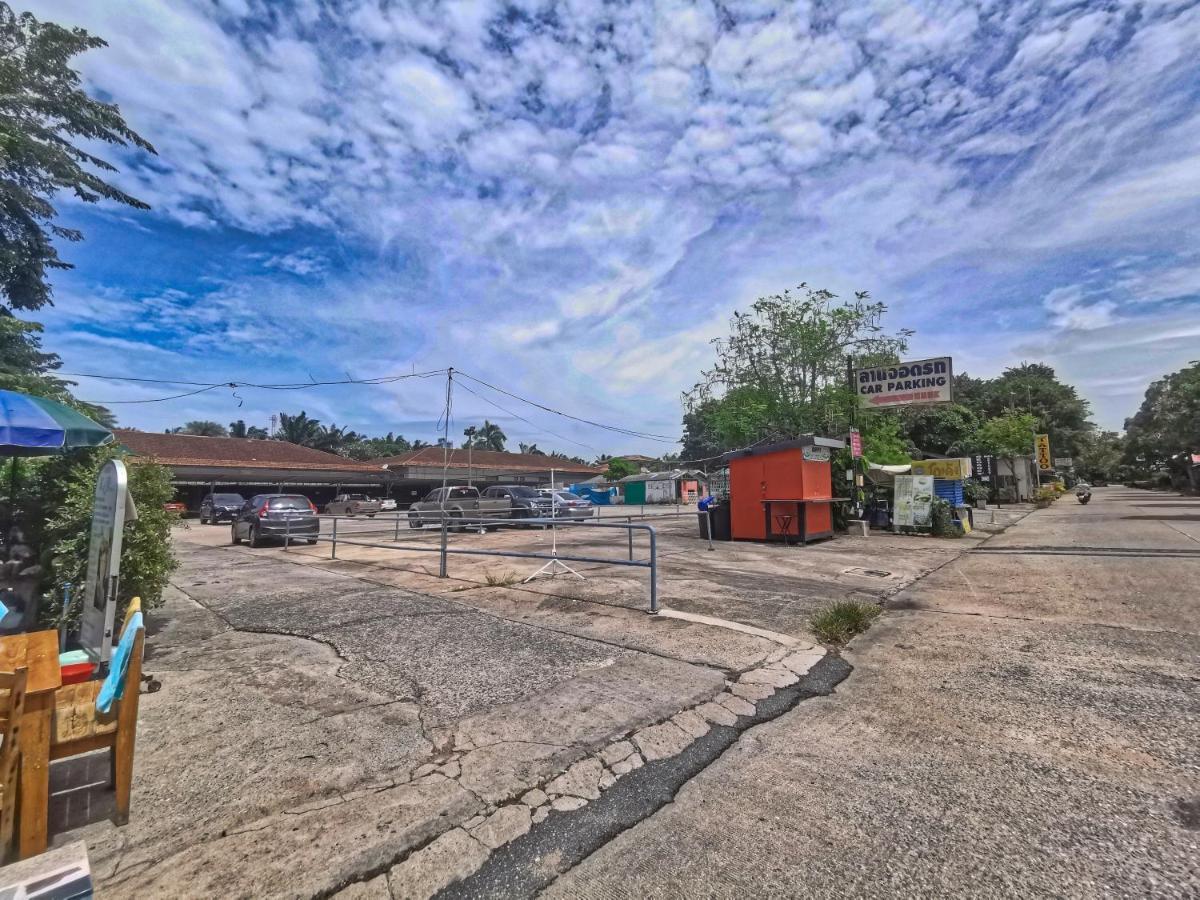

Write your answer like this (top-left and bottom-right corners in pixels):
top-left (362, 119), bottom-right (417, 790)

top-left (481, 485), bottom-right (553, 522)
top-left (231, 494), bottom-right (320, 547)
top-left (199, 492), bottom-right (246, 524)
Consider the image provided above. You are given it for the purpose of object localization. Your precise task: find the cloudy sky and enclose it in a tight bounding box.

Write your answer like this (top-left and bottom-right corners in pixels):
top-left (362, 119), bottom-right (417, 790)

top-left (27, 0), bottom-right (1200, 455)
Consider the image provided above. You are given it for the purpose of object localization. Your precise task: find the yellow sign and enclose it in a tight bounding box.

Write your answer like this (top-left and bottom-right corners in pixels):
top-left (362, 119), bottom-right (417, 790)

top-left (1035, 434), bottom-right (1052, 470)
top-left (910, 458), bottom-right (971, 479)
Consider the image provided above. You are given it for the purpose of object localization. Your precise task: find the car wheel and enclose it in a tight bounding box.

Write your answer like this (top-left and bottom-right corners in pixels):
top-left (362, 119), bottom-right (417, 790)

top-left (249, 526), bottom-right (263, 548)
top-left (305, 538), bottom-right (317, 545)
top-left (409, 512), bottom-right (421, 529)
top-left (200, 512), bottom-right (208, 525)
top-left (367, 513), bottom-right (376, 518)
top-left (231, 525), bottom-right (242, 545)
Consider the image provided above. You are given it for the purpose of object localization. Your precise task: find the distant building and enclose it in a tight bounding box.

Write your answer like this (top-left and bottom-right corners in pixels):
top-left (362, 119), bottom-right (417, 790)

top-left (115, 429), bottom-right (385, 509)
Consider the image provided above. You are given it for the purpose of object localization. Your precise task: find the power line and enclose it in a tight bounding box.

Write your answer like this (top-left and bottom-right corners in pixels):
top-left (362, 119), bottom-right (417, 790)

top-left (455, 370), bottom-right (678, 443)
top-left (82, 384), bottom-right (227, 404)
top-left (454, 379), bottom-right (599, 455)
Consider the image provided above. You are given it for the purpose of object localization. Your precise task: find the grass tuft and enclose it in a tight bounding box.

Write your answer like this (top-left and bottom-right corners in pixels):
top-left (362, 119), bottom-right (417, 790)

top-left (809, 600), bottom-right (882, 645)
top-left (484, 569), bottom-right (520, 587)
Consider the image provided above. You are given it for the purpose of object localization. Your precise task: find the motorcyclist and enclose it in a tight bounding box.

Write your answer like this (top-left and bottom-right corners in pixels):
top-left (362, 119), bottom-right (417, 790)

top-left (1075, 481), bottom-right (1092, 504)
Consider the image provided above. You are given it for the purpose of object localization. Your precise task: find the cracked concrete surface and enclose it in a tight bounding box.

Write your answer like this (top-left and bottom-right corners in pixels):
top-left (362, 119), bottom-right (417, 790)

top-left (54, 511), bottom-right (967, 898)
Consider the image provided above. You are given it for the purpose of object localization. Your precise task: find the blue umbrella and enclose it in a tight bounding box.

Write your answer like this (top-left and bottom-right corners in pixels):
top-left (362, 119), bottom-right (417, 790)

top-left (1, 390), bottom-right (114, 534)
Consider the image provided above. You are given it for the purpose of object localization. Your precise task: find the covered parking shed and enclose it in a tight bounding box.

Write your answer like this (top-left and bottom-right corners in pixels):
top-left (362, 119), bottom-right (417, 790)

top-left (114, 429), bottom-right (387, 511)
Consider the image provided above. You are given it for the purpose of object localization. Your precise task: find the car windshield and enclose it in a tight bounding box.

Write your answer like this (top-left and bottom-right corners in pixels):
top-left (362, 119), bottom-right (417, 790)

top-left (555, 491), bottom-right (577, 501)
top-left (268, 496), bottom-right (311, 510)
top-left (345, 494), bottom-right (367, 500)
top-left (508, 486), bottom-right (539, 498)
top-left (213, 494), bottom-right (243, 504)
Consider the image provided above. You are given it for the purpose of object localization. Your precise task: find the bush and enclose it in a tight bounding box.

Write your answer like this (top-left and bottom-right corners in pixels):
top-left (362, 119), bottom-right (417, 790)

top-left (1034, 486), bottom-right (1058, 507)
top-left (929, 497), bottom-right (962, 537)
top-left (963, 479), bottom-right (990, 508)
top-left (36, 447), bottom-right (177, 629)
top-left (809, 600), bottom-right (881, 645)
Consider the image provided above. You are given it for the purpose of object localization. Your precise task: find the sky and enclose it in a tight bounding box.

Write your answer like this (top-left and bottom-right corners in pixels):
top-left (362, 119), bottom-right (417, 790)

top-left (25, 0), bottom-right (1200, 457)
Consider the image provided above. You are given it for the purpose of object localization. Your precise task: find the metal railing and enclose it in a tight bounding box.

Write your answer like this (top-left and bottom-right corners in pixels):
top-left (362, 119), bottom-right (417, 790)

top-left (284, 512), bottom-right (660, 613)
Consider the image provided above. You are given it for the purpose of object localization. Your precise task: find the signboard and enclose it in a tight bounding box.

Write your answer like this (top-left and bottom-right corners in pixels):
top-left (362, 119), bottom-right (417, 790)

top-left (1035, 434), bottom-right (1052, 471)
top-left (848, 428), bottom-right (862, 459)
top-left (79, 460), bottom-right (137, 662)
top-left (855, 357), bottom-right (953, 409)
top-left (971, 454), bottom-right (996, 482)
top-left (893, 475), bottom-right (935, 530)
top-left (1054, 457), bottom-right (1073, 470)
top-left (910, 458), bottom-right (971, 480)
top-left (802, 444), bottom-right (830, 462)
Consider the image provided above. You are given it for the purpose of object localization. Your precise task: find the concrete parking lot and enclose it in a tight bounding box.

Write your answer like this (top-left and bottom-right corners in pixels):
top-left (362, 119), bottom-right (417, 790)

top-left (55, 508), bottom-right (994, 897)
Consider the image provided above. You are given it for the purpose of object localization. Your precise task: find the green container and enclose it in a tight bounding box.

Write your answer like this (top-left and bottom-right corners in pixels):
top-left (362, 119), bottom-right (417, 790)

top-left (624, 481), bottom-right (646, 505)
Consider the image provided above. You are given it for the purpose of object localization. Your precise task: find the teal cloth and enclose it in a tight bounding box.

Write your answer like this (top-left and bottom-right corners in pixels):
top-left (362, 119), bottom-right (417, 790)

top-left (96, 611), bottom-right (142, 714)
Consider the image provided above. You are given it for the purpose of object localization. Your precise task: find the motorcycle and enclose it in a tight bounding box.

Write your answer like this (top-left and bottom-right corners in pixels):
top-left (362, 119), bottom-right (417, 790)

top-left (1075, 485), bottom-right (1092, 505)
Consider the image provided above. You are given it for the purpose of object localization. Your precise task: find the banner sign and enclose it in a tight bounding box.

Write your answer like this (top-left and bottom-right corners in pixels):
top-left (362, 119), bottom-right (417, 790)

top-left (911, 458), bottom-right (971, 480)
top-left (1054, 457), bottom-right (1073, 469)
top-left (856, 357), bottom-right (953, 409)
top-left (894, 475), bottom-right (935, 529)
top-left (802, 444), bottom-right (830, 462)
top-left (79, 460), bottom-right (137, 663)
top-left (971, 454), bottom-right (996, 481)
top-left (1035, 434), bottom-right (1052, 471)
top-left (849, 428), bottom-right (862, 459)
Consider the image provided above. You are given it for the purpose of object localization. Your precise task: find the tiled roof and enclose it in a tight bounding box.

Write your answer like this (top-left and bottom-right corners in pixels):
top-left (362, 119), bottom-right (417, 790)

top-left (114, 429), bottom-right (380, 472)
top-left (374, 446), bottom-right (604, 475)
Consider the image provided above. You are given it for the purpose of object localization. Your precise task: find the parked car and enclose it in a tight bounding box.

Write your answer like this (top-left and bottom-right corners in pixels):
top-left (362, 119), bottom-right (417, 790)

top-left (538, 489), bottom-right (595, 519)
top-left (408, 486), bottom-right (511, 529)
top-left (482, 485), bottom-right (553, 522)
top-left (324, 493), bottom-right (381, 517)
top-left (163, 501), bottom-right (188, 516)
top-left (379, 498), bottom-right (398, 512)
top-left (232, 494), bottom-right (319, 547)
top-left (200, 492), bottom-right (246, 524)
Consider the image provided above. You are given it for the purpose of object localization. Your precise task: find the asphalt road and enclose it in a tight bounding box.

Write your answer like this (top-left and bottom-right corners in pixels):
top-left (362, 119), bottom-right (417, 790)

top-left (543, 488), bottom-right (1200, 898)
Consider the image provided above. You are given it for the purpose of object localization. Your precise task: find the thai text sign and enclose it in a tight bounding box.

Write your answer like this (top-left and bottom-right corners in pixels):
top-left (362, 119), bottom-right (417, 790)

top-left (1035, 434), bottom-right (1052, 471)
top-left (911, 458), bottom-right (971, 480)
top-left (849, 428), bottom-right (862, 459)
top-left (856, 357), bottom-right (953, 408)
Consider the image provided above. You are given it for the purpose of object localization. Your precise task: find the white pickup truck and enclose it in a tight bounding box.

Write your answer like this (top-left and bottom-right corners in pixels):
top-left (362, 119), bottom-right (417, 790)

top-left (324, 493), bottom-right (381, 517)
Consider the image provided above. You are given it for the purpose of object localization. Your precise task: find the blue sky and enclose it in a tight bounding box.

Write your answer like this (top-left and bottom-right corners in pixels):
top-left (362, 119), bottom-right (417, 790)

top-left (26, 0), bottom-right (1200, 455)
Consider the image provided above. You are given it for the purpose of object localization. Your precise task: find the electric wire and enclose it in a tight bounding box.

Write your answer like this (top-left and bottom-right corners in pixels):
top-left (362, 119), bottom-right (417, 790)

top-left (454, 379), bottom-right (599, 455)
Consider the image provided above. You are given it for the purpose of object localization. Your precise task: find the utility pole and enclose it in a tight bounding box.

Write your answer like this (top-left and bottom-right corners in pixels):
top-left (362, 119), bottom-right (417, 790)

top-left (439, 368), bottom-right (453, 578)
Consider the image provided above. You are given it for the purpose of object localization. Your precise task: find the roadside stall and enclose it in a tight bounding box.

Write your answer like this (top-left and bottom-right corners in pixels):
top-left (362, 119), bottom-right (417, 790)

top-left (722, 436), bottom-right (844, 544)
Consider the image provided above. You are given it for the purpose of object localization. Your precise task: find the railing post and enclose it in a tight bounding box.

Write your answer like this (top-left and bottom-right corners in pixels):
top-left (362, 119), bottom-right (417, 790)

top-left (439, 519), bottom-right (449, 578)
top-left (331, 517), bottom-right (337, 559)
top-left (284, 513), bottom-right (291, 551)
top-left (648, 526), bottom-right (658, 614)
top-left (394, 513), bottom-right (400, 542)
top-left (706, 508), bottom-right (714, 551)
top-left (627, 516), bottom-right (633, 561)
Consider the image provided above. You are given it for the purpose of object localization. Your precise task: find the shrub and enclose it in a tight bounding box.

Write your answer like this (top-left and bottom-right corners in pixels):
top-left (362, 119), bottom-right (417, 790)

top-left (810, 600), bottom-right (881, 645)
top-left (929, 497), bottom-right (962, 537)
top-left (483, 569), bottom-right (519, 587)
top-left (1034, 486), bottom-right (1057, 507)
top-left (36, 447), bottom-right (177, 628)
top-left (963, 479), bottom-right (990, 507)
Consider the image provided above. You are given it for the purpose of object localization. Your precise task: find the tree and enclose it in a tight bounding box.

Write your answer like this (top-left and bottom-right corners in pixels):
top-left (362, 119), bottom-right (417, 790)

top-left (1076, 430), bottom-right (1124, 483)
top-left (0, 4), bottom-right (155, 313)
top-left (518, 442), bottom-right (545, 455)
top-left (170, 420), bottom-right (227, 437)
top-left (605, 457), bottom-right (637, 480)
top-left (685, 284), bottom-right (911, 449)
top-left (341, 432), bottom-right (412, 461)
top-left (968, 363), bottom-right (1094, 458)
top-left (463, 420), bottom-right (506, 451)
top-left (898, 404), bottom-right (979, 456)
top-left (275, 411), bottom-right (323, 446)
top-left (974, 412), bottom-right (1038, 458)
top-left (311, 423), bottom-right (362, 454)
top-left (1123, 361), bottom-right (1200, 475)
top-left (229, 420), bottom-right (268, 439)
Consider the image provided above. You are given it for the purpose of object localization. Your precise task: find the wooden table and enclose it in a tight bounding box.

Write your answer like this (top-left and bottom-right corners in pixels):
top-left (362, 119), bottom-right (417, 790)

top-left (0, 631), bottom-right (61, 859)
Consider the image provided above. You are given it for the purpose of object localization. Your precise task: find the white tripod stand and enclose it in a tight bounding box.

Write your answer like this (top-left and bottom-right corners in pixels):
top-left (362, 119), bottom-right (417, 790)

top-left (523, 488), bottom-right (585, 583)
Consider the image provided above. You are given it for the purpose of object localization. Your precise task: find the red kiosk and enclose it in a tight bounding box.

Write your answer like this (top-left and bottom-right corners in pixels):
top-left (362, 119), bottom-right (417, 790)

top-left (723, 436), bottom-right (844, 544)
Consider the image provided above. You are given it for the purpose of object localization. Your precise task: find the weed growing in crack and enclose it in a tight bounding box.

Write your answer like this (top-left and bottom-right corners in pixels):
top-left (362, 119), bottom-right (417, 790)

top-left (484, 569), bottom-right (520, 587)
top-left (809, 600), bottom-right (881, 645)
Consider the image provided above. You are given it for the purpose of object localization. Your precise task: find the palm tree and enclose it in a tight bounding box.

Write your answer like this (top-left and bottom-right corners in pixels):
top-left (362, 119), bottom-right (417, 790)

top-left (462, 425), bottom-right (479, 449)
top-left (518, 442), bottom-right (545, 455)
top-left (229, 419), bottom-right (268, 439)
top-left (410, 439), bottom-right (431, 450)
top-left (479, 420), bottom-right (506, 451)
top-left (313, 423), bottom-right (363, 454)
top-left (276, 411), bottom-right (323, 446)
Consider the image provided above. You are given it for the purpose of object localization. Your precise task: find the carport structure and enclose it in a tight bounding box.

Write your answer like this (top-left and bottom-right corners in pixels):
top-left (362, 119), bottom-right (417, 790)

top-left (114, 429), bottom-right (387, 510)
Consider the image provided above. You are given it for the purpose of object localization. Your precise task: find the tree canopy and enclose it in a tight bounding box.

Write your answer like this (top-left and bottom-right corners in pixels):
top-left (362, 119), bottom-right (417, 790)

top-left (0, 3), bottom-right (154, 312)
top-left (1123, 361), bottom-right (1200, 473)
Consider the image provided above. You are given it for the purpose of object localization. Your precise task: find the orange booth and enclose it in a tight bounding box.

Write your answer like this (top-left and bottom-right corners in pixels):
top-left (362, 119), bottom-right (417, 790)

top-left (724, 436), bottom-right (845, 544)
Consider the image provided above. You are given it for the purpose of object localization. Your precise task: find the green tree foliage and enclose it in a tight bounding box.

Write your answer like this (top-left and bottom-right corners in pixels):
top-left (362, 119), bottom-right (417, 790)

top-left (169, 420), bottom-right (227, 437)
top-left (605, 457), bottom-right (637, 480)
top-left (34, 446), bottom-right (176, 624)
top-left (0, 3), bottom-right (154, 312)
top-left (898, 403), bottom-right (979, 456)
top-left (275, 411), bottom-right (322, 446)
top-left (1076, 430), bottom-right (1124, 483)
top-left (859, 415), bottom-right (911, 464)
top-left (973, 412), bottom-right (1038, 457)
top-left (518, 442), bottom-right (545, 455)
top-left (228, 419), bottom-right (268, 439)
top-left (686, 284), bottom-right (911, 449)
top-left (965, 363), bottom-right (1094, 458)
top-left (1123, 361), bottom-right (1200, 473)
top-left (462, 420), bottom-right (506, 451)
